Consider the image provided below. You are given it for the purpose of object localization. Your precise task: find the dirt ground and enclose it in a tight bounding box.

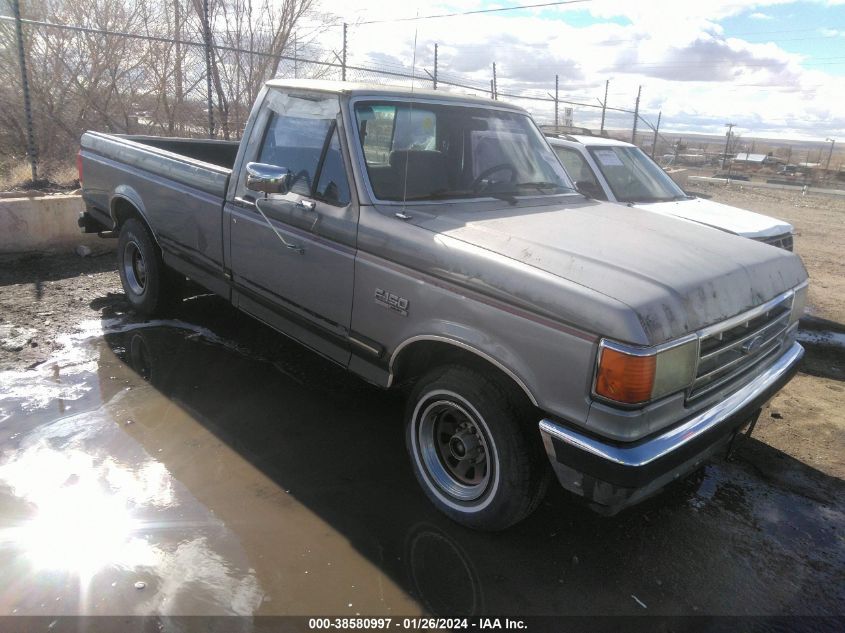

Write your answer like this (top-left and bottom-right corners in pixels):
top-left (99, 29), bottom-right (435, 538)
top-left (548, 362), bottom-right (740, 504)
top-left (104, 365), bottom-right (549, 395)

top-left (0, 185), bottom-right (843, 618)
top-left (0, 253), bottom-right (124, 372)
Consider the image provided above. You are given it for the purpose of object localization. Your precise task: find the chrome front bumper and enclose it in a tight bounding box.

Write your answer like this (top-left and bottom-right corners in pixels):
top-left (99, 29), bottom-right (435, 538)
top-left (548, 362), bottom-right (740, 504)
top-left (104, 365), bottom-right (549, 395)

top-left (539, 341), bottom-right (804, 514)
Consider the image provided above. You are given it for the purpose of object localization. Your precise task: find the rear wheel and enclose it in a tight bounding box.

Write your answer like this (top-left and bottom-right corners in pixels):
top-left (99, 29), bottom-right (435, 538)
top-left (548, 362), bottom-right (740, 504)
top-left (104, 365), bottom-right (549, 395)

top-left (406, 365), bottom-right (550, 530)
top-left (117, 218), bottom-right (181, 316)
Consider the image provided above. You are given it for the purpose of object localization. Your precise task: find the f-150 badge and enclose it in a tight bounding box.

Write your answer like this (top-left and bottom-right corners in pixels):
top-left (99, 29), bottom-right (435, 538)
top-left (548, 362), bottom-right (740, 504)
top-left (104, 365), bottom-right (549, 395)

top-left (375, 288), bottom-right (409, 316)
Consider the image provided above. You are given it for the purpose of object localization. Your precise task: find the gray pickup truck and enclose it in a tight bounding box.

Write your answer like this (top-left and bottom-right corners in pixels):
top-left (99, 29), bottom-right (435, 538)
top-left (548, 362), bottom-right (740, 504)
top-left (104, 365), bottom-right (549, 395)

top-left (79, 79), bottom-right (808, 530)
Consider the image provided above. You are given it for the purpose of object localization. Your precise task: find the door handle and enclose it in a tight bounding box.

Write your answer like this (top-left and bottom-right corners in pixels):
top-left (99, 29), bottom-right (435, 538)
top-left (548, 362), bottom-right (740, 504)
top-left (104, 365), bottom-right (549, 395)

top-left (297, 199), bottom-right (316, 212)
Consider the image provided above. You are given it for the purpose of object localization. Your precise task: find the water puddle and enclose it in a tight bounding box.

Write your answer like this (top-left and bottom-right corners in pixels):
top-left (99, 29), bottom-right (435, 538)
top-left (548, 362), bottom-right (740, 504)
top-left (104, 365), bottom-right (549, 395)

top-left (0, 315), bottom-right (842, 616)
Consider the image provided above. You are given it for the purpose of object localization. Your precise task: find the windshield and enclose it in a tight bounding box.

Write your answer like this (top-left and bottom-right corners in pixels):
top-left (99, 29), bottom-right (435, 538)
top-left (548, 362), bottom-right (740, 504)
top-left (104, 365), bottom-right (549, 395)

top-left (587, 145), bottom-right (688, 203)
top-left (354, 100), bottom-right (575, 201)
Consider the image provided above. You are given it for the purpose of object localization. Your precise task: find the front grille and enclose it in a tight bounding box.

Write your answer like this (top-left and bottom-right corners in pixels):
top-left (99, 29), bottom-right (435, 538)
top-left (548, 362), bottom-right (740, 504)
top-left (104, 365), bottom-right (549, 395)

top-left (759, 233), bottom-right (794, 251)
top-left (688, 292), bottom-right (794, 402)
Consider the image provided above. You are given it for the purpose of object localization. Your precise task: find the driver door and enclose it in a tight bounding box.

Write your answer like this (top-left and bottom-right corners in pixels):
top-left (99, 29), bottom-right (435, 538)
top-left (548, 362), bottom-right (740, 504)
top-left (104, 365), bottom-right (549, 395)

top-left (229, 90), bottom-right (358, 364)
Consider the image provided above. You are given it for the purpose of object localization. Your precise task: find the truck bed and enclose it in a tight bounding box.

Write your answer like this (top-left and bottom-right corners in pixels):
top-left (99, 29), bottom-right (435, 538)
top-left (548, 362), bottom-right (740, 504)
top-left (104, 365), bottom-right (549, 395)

top-left (80, 131), bottom-right (236, 298)
top-left (81, 132), bottom-right (234, 200)
top-left (120, 135), bottom-right (240, 170)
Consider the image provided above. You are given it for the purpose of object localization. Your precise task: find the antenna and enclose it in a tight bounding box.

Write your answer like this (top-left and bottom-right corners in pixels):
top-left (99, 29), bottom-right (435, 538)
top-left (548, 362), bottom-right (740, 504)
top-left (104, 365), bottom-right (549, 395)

top-left (399, 12), bottom-right (419, 216)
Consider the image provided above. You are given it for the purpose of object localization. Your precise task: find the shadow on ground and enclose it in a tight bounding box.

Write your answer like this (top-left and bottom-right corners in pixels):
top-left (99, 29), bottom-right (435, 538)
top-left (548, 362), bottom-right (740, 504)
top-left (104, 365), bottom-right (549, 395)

top-left (0, 252), bottom-right (117, 287)
top-left (85, 294), bottom-right (844, 617)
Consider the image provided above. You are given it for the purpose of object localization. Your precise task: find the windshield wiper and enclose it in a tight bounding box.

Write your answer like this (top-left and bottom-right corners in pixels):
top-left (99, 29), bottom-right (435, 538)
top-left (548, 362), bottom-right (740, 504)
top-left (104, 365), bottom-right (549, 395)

top-left (401, 189), bottom-right (476, 201)
top-left (488, 191), bottom-right (518, 205)
top-left (515, 181), bottom-right (577, 194)
top-left (402, 188), bottom-right (518, 204)
top-left (626, 196), bottom-right (673, 203)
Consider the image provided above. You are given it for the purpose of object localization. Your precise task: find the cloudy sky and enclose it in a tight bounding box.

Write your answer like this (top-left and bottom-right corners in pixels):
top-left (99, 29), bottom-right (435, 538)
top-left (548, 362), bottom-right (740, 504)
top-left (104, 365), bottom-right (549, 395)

top-left (310, 0), bottom-right (845, 141)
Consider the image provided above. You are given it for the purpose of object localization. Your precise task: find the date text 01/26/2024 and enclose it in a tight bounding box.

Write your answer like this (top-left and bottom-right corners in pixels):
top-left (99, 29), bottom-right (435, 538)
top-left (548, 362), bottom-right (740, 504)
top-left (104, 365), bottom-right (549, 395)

top-left (308, 618), bottom-right (527, 630)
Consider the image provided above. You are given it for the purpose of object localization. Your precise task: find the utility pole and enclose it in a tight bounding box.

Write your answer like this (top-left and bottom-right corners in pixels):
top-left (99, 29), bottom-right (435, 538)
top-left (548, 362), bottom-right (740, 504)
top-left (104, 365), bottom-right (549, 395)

top-left (202, 0), bottom-right (214, 138)
top-left (492, 63), bottom-right (498, 100)
top-left (11, 0), bottom-right (37, 180)
top-left (174, 0), bottom-right (183, 133)
top-left (651, 111), bottom-right (661, 159)
top-left (554, 75), bottom-right (559, 127)
top-left (293, 31), bottom-right (297, 79)
top-left (722, 123), bottom-right (735, 168)
top-left (600, 79), bottom-right (609, 132)
top-left (490, 79), bottom-right (495, 99)
top-left (433, 43), bottom-right (438, 90)
top-left (342, 23), bottom-right (347, 81)
top-left (826, 138), bottom-right (836, 172)
top-left (631, 85), bottom-right (641, 145)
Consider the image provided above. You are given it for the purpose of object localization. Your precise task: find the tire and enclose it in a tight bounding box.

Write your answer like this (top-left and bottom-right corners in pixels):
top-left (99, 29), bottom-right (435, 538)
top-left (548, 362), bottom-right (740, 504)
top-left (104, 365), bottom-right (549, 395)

top-left (117, 218), bottom-right (181, 316)
top-left (406, 365), bottom-right (550, 530)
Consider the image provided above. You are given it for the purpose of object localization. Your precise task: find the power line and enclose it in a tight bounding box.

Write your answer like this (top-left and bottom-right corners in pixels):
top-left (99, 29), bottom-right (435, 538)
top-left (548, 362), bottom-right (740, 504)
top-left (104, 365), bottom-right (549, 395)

top-left (9, 15), bottom-right (839, 82)
top-left (726, 26), bottom-right (832, 36)
top-left (617, 55), bottom-right (845, 67)
top-left (356, 0), bottom-right (590, 25)
top-left (6, 12), bottom-right (838, 142)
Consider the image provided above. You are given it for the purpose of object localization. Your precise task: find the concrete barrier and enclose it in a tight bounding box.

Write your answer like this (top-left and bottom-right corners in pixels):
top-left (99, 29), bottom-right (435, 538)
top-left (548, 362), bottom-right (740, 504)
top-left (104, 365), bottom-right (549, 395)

top-left (665, 168), bottom-right (689, 189)
top-left (687, 176), bottom-right (845, 198)
top-left (0, 194), bottom-right (114, 256)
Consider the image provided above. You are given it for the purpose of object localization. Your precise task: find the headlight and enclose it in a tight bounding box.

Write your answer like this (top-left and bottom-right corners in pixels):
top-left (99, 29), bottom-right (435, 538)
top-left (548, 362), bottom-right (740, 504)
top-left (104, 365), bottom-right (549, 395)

top-left (593, 336), bottom-right (698, 406)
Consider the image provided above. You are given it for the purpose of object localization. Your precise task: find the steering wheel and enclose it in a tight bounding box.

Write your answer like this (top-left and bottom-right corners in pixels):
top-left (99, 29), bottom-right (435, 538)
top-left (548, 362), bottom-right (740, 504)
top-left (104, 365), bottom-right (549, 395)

top-left (471, 163), bottom-right (517, 193)
top-left (575, 180), bottom-right (603, 199)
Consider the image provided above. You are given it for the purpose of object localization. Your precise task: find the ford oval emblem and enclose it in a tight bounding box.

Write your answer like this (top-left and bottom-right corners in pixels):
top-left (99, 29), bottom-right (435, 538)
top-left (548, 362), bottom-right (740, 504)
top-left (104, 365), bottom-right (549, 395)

top-left (741, 335), bottom-right (765, 355)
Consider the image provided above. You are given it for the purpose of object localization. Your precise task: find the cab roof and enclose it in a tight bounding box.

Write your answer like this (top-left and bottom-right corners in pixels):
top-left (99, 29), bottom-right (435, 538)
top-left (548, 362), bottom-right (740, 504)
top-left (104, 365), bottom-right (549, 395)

top-left (264, 78), bottom-right (528, 112)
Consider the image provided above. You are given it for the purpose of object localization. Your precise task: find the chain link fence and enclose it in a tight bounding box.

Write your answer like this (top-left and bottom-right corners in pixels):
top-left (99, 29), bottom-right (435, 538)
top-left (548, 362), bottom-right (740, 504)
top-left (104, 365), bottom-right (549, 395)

top-left (0, 1), bottom-right (667, 185)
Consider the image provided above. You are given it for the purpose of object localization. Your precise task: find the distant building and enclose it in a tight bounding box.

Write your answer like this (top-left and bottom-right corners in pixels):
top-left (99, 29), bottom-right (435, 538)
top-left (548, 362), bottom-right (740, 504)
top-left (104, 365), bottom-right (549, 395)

top-left (666, 153), bottom-right (708, 166)
top-left (733, 153), bottom-right (768, 165)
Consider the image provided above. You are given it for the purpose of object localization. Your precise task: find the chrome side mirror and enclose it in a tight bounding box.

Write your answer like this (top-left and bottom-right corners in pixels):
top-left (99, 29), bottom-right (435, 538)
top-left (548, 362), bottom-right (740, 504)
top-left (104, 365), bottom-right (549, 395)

top-left (245, 162), bottom-right (291, 195)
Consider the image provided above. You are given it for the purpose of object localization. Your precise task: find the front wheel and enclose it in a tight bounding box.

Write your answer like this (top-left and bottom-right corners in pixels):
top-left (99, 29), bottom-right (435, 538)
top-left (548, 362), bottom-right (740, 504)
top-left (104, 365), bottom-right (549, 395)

top-left (406, 365), bottom-right (550, 530)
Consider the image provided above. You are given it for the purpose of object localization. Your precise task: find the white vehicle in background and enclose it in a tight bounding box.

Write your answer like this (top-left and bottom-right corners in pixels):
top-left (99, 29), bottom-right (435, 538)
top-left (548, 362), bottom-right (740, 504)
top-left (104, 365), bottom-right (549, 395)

top-left (547, 134), bottom-right (795, 251)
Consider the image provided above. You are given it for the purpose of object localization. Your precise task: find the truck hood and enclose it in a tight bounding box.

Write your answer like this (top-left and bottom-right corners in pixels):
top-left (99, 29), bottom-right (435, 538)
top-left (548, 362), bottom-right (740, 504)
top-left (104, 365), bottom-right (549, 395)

top-left (404, 197), bottom-right (807, 345)
top-left (635, 197), bottom-right (793, 240)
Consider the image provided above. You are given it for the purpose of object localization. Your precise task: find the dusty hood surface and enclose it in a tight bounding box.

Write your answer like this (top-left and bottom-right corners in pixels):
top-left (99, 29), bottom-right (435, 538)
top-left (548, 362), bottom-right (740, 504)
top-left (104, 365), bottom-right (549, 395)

top-left (405, 197), bottom-right (807, 344)
top-left (635, 197), bottom-right (793, 240)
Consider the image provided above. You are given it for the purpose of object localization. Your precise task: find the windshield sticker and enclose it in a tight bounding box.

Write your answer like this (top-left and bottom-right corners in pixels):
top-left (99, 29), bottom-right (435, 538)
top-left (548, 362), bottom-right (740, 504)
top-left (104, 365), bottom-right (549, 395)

top-left (594, 149), bottom-right (624, 167)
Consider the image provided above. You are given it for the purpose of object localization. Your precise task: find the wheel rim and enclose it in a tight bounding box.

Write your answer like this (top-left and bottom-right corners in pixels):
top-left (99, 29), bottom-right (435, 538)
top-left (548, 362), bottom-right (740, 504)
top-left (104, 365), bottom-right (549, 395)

top-left (417, 399), bottom-right (492, 501)
top-left (123, 240), bottom-right (147, 296)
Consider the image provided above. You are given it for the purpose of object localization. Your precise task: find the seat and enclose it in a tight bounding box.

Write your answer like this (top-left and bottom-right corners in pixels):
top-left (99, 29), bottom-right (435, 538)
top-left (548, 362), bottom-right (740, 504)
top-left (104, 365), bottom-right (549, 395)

top-left (387, 150), bottom-right (450, 199)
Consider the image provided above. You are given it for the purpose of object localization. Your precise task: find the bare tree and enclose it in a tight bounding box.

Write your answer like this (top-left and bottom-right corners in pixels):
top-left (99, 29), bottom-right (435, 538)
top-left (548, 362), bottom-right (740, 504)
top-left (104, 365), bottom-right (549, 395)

top-left (0, 0), bottom-right (327, 174)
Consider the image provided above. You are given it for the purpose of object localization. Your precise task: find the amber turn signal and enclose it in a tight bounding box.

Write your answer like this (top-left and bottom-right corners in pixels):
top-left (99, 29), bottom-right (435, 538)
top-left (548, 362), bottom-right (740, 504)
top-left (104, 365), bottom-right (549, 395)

top-left (595, 347), bottom-right (656, 405)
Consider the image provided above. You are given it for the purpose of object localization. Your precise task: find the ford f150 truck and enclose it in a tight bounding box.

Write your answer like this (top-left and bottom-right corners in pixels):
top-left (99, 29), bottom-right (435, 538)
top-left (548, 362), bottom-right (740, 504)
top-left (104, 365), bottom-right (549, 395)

top-left (547, 134), bottom-right (796, 250)
top-left (79, 79), bottom-right (808, 530)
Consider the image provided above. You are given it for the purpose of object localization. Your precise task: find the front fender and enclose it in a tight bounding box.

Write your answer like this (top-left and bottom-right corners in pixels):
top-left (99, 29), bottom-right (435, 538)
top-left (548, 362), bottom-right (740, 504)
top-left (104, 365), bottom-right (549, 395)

top-left (349, 250), bottom-right (599, 427)
top-left (388, 325), bottom-right (539, 407)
